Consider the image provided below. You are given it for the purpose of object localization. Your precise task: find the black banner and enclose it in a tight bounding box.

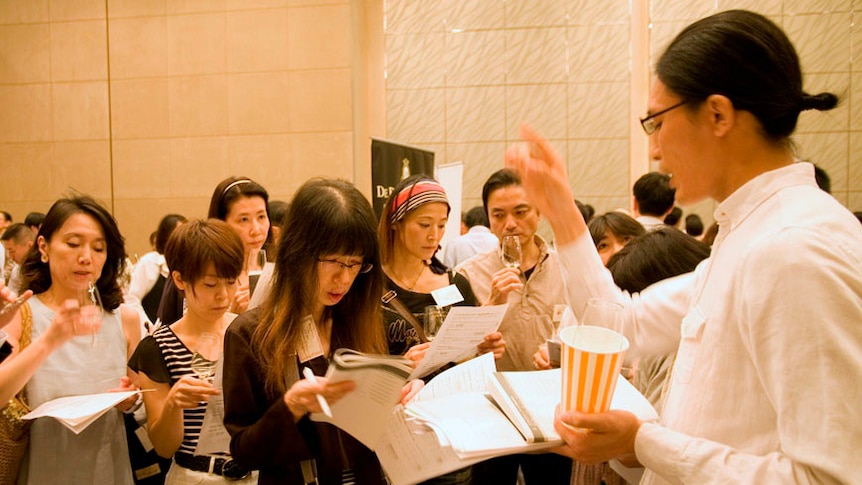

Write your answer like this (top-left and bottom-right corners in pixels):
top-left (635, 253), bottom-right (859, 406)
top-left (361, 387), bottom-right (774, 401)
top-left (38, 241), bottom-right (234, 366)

top-left (371, 138), bottom-right (435, 219)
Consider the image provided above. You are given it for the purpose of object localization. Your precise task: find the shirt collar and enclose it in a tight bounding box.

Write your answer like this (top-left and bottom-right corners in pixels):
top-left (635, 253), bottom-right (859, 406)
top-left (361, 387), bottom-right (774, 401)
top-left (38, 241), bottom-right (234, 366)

top-left (467, 225), bottom-right (492, 235)
top-left (713, 162), bottom-right (816, 232)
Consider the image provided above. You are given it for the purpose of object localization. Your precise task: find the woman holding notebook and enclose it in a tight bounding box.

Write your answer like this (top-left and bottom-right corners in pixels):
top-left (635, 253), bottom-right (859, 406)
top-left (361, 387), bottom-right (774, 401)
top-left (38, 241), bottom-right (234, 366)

top-left (222, 178), bottom-right (418, 485)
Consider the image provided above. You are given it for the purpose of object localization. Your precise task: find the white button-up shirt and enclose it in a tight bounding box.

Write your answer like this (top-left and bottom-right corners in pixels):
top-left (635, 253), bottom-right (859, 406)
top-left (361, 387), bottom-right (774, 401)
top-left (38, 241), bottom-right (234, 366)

top-left (558, 162), bottom-right (862, 484)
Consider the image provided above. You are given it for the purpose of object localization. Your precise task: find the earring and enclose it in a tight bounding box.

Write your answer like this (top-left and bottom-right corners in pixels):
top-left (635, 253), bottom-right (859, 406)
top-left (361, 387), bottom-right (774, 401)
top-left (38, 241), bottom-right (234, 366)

top-left (41, 254), bottom-right (48, 263)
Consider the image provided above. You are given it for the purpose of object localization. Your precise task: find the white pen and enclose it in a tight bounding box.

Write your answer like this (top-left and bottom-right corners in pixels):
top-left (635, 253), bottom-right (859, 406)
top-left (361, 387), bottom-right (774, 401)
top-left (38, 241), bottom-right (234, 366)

top-left (302, 367), bottom-right (333, 418)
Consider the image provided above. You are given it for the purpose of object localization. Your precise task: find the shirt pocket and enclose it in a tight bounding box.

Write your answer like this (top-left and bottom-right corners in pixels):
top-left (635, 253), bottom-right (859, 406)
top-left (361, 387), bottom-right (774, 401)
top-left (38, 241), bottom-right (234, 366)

top-left (673, 306), bottom-right (707, 384)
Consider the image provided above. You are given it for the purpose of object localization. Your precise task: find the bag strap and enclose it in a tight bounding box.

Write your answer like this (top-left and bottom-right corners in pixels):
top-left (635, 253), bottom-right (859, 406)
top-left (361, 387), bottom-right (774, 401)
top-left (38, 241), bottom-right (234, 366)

top-left (382, 290), bottom-right (428, 343)
top-left (19, 302), bottom-right (32, 350)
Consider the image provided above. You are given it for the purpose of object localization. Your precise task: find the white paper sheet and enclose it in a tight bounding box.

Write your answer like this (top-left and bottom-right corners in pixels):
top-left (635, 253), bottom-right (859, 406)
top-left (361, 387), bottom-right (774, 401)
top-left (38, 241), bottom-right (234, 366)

top-left (194, 357), bottom-right (232, 456)
top-left (23, 390), bottom-right (139, 434)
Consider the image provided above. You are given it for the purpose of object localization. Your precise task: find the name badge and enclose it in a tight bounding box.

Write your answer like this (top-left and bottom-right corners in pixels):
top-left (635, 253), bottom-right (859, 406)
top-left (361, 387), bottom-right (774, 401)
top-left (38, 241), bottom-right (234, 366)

top-left (297, 315), bottom-right (324, 363)
top-left (431, 284), bottom-right (464, 307)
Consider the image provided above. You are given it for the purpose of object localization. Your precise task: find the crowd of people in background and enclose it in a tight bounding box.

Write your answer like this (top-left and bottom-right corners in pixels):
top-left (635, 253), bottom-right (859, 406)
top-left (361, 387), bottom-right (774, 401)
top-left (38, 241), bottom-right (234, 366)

top-left (0, 8), bottom-right (860, 485)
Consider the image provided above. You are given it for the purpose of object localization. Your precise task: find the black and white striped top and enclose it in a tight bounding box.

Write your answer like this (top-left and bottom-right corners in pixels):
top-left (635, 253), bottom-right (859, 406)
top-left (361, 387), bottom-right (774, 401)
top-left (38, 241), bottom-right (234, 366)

top-left (129, 325), bottom-right (207, 455)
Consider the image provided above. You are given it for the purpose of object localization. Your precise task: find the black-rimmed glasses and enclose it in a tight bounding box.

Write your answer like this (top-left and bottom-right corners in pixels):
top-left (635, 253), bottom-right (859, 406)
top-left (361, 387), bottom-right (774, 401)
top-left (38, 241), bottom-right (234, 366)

top-left (639, 100), bottom-right (687, 135)
top-left (317, 258), bottom-right (373, 275)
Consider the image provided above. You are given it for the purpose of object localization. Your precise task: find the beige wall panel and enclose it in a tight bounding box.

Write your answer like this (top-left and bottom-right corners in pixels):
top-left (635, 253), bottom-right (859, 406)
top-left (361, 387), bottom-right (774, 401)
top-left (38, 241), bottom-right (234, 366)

top-left (50, 140), bottom-right (111, 200)
top-left (851, 72), bottom-right (862, 130)
top-left (167, 12), bottom-right (226, 76)
top-left (288, 0), bottom-right (348, 6)
top-left (169, 136), bottom-right (230, 198)
top-left (796, 72), bottom-right (850, 134)
top-left (582, 195), bottom-right (631, 217)
top-left (507, 83), bottom-right (567, 140)
top-left (566, 0), bottom-right (629, 24)
top-left (49, 0), bottom-right (105, 21)
top-left (440, 0), bottom-right (503, 31)
top-left (568, 24), bottom-right (629, 82)
top-left (227, 134), bottom-right (293, 195)
top-left (716, 0), bottom-right (782, 13)
top-left (505, 28), bottom-right (567, 85)
top-left (648, 20), bottom-right (689, 59)
top-left (445, 30), bottom-right (505, 87)
top-left (849, 132), bottom-right (862, 192)
top-left (384, 0), bottom-right (445, 34)
top-left (288, 131), bottom-right (353, 183)
top-left (112, 138), bottom-right (172, 198)
top-left (447, 141), bottom-right (507, 201)
top-left (168, 75), bottom-right (228, 136)
top-left (52, 82), bottom-right (109, 140)
top-left (0, 142), bottom-right (52, 200)
top-left (385, 88), bottom-right (445, 142)
top-left (110, 78), bottom-right (170, 139)
top-left (567, 82), bottom-right (628, 139)
top-left (567, 138), bottom-right (629, 197)
top-left (506, 0), bottom-right (566, 28)
top-left (114, 197), bottom-right (209, 257)
top-left (446, 86), bottom-right (505, 142)
top-left (227, 0), bottom-right (290, 9)
top-left (228, 72), bottom-right (290, 134)
top-left (854, 12), bottom-right (861, 73)
top-left (848, 192), bottom-right (862, 211)
top-left (0, 84), bottom-right (52, 142)
top-left (794, 132), bottom-right (848, 192)
top-left (0, 24), bottom-right (51, 84)
top-left (785, 13), bottom-right (851, 74)
top-left (385, 33), bottom-right (446, 89)
top-left (108, 17), bottom-right (167, 79)
top-left (287, 69), bottom-right (352, 132)
top-left (0, 0), bottom-right (49, 24)
top-left (167, 0), bottom-right (227, 15)
top-left (288, 5), bottom-right (351, 69)
top-left (50, 20), bottom-right (107, 82)
top-left (227, 9), bottom-right (289, 73)
top-left (107, 0), bottom-right (166, 19)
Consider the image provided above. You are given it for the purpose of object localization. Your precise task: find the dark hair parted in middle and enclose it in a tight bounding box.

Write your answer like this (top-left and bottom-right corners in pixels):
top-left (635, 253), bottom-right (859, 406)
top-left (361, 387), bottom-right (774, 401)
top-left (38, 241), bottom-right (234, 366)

top-left (254, 178), bottom-right (386, 394)
top-left (164, 219), bottom-right (244, 288)
top-left (657, 9), bottom-right (838, 143)
top-left (588, 212), bottom-right (646, 247)
top-left (20, 195), bottom-right (127, 311)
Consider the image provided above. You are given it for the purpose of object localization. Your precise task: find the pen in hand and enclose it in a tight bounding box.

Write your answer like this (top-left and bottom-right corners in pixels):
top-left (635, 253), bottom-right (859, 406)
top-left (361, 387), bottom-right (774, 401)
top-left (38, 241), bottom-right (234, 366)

top-left (302, 367), bottom-right (333, 418)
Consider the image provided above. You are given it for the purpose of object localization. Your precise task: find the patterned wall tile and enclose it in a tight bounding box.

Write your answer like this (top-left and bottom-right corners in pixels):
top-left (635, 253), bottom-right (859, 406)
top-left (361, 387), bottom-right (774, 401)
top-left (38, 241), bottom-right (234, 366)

top-left (446, 30), bottom-right (506, 87)
top-left (855, 10), bottom-right (862, 72)
top-left (169, 136), bottom-right (230, 197)
top-left (649, 20), bottom-right (689, 60)
top-left (785, 0), bottom-right (852, 14)
top-left (52, 82), bottom-right (109, 140)
top-left (849, 131), bottom-right (862, 192)
top-left (506, 0), bottom-right (566, 28)
top-left (785, 12), bottom-right (852, 73)
top-left (0, 0), bottom-right (49, 24)
top-left (167, 12), bottom-right (227, 76)
top-left (50, 20), bottom-right (108, 82)
top-left (651, 0), bottom-right (717, 22)
top-left (440, 0), bottom-right (504, 31)
top-left (0, 143), bottom-right (52, 199)
top-left (386, 33), bottom-right (446, 89)
top-left (386, 88), bottom-right (446, 142)
top-left (506, 27), bottom-right (567, 84)
top-left (580, 195), bottom-right (632, 218)
top-left (50, 141), bottom-right (112, 200)
top-left (287, 69), bottom-right (352, 132)
top-left (288, 131), bottom-right (354, 184)
top-left (566, 0), bottom-right (629, 25)
top-left (848, 191), bottom-right (862, 211)
top-left (385, 0), bottom-right (446, 34)
top-left (793, 132), bottom-right (848, 191)
top-left (568, 24), bottom-right (629, 82)
top-left (446, 86), bottom-right (506, 142)
top-left (0, 84), bottom-right (52, 143)
top-left (227, 134), bottom-right (293, 192)
top-left (795, 72), bottom-right (850, 133)
top-left (716, 0), bottom-right (783, 15)
top-left (0, 24), bottom-right (51, 84)
top-left (566, 138), bottom-right (630, 197)
top-left (446, 141), bottom-right (507, 196)
top-left (567, 82), bottom-right (628, 139)
top-left (851, 72), bottom-right (862, 129)
top-left (507, 83), bottom-right (567, 140)
top-left (112, 139), bottom-right (172, 198)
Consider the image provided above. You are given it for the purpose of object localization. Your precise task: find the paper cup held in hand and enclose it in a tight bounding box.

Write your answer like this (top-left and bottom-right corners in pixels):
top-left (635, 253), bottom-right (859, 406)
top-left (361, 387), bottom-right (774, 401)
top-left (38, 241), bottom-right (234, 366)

top-left (560, 325), bottom-right (629, 413)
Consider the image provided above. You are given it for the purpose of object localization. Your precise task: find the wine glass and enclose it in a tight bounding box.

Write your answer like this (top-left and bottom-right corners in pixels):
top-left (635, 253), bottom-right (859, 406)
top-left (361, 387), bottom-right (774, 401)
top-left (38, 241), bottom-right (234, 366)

top-left (247, 249), bottom-right (266, 296)
top-left (581, 297), bottom-right (623, 335)
top-left (190, 332), bottom-right (221, 383)
top-left (501, 235), bottom-right (522, 269)
top-left (77, 282), bottom-right (103, 346)
top-left (423, 305), bottom-right (445, 341)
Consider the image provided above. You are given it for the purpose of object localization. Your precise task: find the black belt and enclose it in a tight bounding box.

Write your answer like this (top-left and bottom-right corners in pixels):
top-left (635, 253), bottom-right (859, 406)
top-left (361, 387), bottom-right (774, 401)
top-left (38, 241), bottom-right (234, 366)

top-left (174, 452), bottom-right (250, 481)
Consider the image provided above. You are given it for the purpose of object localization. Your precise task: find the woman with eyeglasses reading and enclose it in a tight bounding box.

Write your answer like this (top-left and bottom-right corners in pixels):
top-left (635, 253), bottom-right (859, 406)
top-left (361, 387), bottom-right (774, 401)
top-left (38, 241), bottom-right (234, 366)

top-left (222, 178), bottom-right (418, 485)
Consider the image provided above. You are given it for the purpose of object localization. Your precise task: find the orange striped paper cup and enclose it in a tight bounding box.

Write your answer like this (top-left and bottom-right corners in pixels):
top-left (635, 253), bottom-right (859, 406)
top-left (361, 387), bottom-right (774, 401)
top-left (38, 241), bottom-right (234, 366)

top-left (560, 325), bottom-right (629, 413)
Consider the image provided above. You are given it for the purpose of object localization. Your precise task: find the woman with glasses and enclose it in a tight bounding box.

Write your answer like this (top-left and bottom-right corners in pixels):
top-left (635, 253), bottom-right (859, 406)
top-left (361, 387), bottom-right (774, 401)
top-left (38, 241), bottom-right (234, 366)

top-left (222, 178), bottom-right (416, 485)
top-left (507, 9), bottom-right (860, 484)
